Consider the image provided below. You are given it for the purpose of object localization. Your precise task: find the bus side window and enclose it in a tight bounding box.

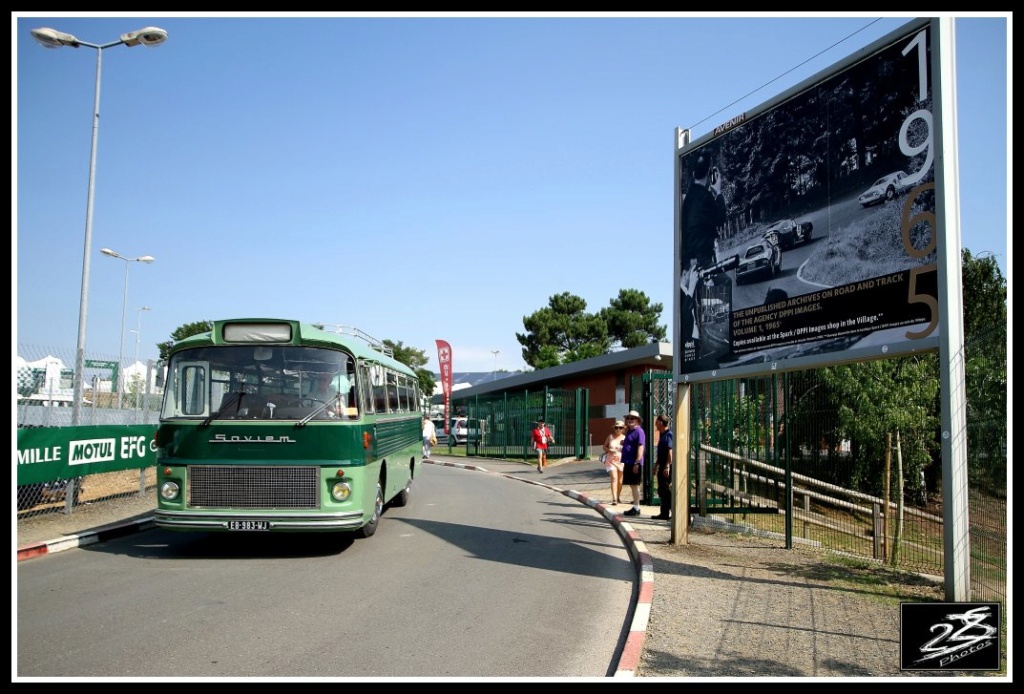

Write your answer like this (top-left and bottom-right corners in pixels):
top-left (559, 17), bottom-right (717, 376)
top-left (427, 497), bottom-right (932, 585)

top-left (357, 365), bottom-right (374, 414)
top-left (374, 386), bottom-right (388, 413)
top-left (398, 379), bottom-right (415, 412)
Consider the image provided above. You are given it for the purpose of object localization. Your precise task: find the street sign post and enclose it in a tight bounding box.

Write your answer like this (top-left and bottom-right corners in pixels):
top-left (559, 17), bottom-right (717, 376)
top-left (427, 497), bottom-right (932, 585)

top-left (84, 360), bottom-right (119, 392)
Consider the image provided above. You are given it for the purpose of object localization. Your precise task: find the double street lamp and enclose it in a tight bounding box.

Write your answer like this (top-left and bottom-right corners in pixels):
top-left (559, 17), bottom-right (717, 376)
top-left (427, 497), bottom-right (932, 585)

top-left (30, 25), bottom-right (168, 424)
top-left (101, 249), bottom-right (155, 408)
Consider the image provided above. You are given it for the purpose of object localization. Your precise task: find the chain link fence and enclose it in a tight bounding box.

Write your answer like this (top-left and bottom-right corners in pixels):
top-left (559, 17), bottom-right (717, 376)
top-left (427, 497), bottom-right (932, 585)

top-left (16, 343), bottom-right (161, 516)
top-left (675, 324), bottom-right (1006, 604)
top-left (16, 343), bottom-right (163, 427)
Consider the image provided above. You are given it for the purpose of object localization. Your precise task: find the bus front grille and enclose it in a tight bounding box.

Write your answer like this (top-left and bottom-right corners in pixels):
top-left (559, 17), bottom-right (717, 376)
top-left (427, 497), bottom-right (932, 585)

top-left (187, 465), bottom-right (320, 509)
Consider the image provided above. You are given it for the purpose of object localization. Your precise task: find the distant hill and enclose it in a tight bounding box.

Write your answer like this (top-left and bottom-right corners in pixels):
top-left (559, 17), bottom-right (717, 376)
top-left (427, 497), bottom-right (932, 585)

top-left (436, 372), bottom-right (516, 388)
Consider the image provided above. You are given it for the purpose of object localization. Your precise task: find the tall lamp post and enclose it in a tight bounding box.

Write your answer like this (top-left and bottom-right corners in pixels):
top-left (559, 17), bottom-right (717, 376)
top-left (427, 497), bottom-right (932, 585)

top-left (132, 305), bottom-right (151, 410)
top-left (101, 248), bottom-right (155, 408)
top-left (30, 25), bottom-right (168, 425)
top-left (491, 350), bottom-right (500, 381)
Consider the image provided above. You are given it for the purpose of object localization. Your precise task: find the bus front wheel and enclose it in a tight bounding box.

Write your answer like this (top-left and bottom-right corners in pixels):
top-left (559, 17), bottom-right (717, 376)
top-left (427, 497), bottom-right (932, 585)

top-left (392, 476), bottom-right (412, 508)
top-left (355, 481), bottom-right (384, 539)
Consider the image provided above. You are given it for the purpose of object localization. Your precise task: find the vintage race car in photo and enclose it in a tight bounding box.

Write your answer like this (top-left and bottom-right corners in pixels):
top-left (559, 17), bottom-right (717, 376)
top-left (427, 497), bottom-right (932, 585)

top-left (763, 218), bottom-right (813, 250)
top-left (857, 170), bottom-right (912, 207)
top-left (735, 236), bottom-right (782, 284)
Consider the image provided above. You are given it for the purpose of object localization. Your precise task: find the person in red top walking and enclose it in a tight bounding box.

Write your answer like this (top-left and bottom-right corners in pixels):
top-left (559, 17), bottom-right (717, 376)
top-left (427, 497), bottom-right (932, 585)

top-left (531, 417), bottom-right (555, 473)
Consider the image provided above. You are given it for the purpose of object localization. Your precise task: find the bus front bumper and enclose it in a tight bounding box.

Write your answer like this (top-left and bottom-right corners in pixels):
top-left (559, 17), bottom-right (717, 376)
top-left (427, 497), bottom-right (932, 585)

top-left (154, 509), bottom-right (367, 531)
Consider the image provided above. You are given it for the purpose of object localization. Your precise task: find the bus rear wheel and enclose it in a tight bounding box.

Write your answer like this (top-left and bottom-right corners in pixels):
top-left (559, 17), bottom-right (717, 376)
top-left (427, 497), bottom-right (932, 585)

top-left (355, 481), bottom-right (384, 539)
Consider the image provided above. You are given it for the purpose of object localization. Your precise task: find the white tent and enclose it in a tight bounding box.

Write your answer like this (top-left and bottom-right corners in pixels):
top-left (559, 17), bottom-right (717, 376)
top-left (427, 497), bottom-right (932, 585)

top-left (16, 355), bottom-right (74, 404)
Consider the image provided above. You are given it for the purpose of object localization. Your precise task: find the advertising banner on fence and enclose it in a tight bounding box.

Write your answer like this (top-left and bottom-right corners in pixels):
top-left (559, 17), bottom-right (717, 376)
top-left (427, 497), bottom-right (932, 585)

top-left (16, 425), bottom-right (157, 485)
top-left (435, 339), bottom-right (453, 433)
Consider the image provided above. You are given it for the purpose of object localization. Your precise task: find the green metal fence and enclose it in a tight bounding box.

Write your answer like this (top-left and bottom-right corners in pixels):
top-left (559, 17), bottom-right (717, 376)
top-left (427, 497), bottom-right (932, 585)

top-left (450, 386), bottom-right (589, 461)
top-left (630, 371), bottom-right (674, 504)
top-left (962, 323), bottom-right (1007, 603)
top-left (657, 324), bottom-right (1006, 604)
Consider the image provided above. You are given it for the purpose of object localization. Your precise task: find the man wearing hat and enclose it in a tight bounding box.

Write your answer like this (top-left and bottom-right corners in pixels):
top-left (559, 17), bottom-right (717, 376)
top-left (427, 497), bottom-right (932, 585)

top-left (620, 410), bottom-right (646, 516)
top-left (531, 417), bottom-right (555, 473)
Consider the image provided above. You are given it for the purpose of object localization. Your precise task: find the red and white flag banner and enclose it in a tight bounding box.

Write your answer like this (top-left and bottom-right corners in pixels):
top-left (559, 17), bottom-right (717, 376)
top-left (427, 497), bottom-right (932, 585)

top-left (435, 340), bottom-right (453, 433)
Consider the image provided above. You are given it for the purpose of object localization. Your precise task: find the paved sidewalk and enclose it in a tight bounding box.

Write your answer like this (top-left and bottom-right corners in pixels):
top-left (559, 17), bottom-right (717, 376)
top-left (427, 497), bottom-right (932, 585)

top-left (18, 454), bottom-right (976, 680)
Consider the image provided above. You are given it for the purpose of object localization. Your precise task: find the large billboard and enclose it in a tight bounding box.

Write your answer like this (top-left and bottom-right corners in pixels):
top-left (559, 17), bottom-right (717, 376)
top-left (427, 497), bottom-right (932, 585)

top-left (675, 17), bottom-right (946, 383)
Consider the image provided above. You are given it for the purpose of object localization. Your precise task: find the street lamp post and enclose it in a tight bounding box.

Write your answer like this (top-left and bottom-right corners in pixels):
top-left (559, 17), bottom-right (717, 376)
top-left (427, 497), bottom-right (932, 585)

top-left (30, 25), bottom-right (168, 425)
top-left (101, 248), bottom-right (155, 408)
top-left (132, 306), bottom-right (151, 410)
top-left (491, 350), bottom-right (500, 381)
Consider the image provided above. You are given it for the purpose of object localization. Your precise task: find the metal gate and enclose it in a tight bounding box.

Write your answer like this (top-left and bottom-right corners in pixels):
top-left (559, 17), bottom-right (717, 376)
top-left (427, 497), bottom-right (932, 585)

top-left (687, 378), bottom-right (787, 521)
top-left (630, 372), bottom-right (787, 515)
top-left (629, 371), bottom-right (674, 504)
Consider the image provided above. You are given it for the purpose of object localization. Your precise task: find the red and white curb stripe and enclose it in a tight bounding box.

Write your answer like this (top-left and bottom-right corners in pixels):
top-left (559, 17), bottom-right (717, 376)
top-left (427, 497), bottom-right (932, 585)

top-left (17, 517), bottom-right (155, 562)
top-left (424, 460), bottom-right (652, 678)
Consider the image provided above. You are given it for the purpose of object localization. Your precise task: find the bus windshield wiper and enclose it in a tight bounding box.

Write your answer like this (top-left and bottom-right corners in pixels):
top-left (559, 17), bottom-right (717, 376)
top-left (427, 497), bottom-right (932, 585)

top-left (201, 392), bottom-right (242, 427)
top-left (296, 393), bottom-right (340, 427)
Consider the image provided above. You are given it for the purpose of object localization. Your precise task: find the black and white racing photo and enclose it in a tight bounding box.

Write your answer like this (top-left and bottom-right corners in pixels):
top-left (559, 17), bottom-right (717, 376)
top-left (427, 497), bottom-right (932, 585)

top-left (676, 20), bottom-right (941, 379)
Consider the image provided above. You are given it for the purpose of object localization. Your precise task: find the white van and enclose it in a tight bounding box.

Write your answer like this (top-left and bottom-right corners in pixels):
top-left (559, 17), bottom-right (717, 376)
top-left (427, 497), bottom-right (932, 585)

top-left (450, 417), bottom-right (484, 445)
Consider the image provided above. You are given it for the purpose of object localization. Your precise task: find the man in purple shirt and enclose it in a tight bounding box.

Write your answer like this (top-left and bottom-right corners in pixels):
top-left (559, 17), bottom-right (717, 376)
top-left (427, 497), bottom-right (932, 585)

top-left (620, 410), bottom-right (646, 517)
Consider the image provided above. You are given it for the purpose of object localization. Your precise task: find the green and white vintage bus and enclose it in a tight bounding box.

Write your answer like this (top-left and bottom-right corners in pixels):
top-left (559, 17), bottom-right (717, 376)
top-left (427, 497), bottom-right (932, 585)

top-left (154, 318), bottom-right (421, 538)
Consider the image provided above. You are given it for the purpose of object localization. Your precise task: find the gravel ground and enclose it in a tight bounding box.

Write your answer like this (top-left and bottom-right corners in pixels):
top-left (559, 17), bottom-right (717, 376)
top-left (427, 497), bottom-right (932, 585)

top-left (633, 522), bottom-right (952, 678)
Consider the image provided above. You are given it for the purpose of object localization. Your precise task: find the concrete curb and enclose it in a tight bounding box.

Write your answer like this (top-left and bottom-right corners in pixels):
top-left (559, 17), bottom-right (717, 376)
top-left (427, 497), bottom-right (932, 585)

top-left (16, 516), bottom-right (156, 562)
top-left (424, 459), bottom-right (650, 678)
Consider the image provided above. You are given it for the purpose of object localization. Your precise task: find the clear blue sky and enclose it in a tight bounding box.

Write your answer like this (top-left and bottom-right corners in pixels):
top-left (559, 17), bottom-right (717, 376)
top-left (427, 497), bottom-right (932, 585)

top-left (14, 12), bottom-right (1010, 373)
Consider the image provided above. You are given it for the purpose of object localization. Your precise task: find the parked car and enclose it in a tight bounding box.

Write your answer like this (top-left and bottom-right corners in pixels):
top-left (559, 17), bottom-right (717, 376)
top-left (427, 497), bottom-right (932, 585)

top-left (763, 218), bottom-right (813, 250)
top-left (736, 236), bottom-right (782, 284)
top-left (431, 420), bottom-right (450, 446)
top-left (449, 417), bottom-right (484, 445)
top-left (858, 170), bottom-right (911, 207)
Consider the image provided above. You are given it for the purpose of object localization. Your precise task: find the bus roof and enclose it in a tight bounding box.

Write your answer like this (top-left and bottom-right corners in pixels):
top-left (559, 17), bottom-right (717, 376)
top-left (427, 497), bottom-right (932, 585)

top-left (167, 319), bottom-right (416, 376)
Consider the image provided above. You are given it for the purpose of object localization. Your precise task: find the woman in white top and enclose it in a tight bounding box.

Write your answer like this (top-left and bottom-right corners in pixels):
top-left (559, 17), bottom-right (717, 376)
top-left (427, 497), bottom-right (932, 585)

top-left (603, 420), bottom-right (626, 505)
top-left (422, 415), bottom-right (437, 459)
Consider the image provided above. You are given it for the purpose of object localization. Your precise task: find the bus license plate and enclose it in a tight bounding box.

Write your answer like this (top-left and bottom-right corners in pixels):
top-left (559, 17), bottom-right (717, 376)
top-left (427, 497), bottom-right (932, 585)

top-left (228, 520), bottom-right (269, 531)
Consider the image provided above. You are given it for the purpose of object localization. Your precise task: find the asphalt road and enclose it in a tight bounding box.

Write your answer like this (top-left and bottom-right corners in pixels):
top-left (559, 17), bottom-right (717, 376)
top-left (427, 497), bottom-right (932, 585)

top-left (16, 464), bottom-right (634, 678)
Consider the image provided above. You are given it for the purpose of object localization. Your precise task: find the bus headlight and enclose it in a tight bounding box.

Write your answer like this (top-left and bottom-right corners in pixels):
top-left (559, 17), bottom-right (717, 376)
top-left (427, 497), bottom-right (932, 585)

top-left (160, 481), bottom-right (180, 501)
top-left (331, 481), bottom-right (352, 502)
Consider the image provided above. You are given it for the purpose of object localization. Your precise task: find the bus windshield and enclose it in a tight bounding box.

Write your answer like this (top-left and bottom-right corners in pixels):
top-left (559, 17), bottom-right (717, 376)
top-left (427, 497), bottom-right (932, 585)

top-left (160, 345), bottom-right (357, 421)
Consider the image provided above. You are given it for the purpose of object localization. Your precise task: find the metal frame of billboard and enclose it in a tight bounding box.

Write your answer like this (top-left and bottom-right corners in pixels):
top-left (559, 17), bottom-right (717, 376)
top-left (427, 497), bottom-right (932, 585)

top-left (671, 18), bottom-right (972, 600)
top-left (673, 17), bottom-right (955, 385)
